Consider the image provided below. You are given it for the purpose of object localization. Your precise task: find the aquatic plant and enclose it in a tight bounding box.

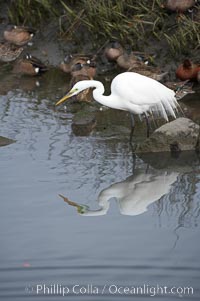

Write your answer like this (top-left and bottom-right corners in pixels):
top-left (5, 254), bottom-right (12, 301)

top-left (59, 0), bottom-right (167, 46)
top-left (164, 14), bottom-right (200, 55)
top-left (4, 0), bottom-right (200, 56)
top-left (59, 0), bottom-right (200, 55)
top-left (7, 0), bottom-right (59, 26)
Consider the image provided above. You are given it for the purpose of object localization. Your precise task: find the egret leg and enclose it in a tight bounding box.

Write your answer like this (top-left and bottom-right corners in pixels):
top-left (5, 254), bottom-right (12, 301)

top-left (129, 113), bottom-right (135, 144)
top-left (149, 110), bottom-right (159, 130)
top-left (144, 114), bottom-right (150, 138)
top-left (153, 118), bottom-right (159, 129)
top-left (132, 151), bottom-right (136, 173)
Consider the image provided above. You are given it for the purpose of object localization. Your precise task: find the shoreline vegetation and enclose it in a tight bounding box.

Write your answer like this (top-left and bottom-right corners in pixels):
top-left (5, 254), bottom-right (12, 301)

top-left (1, 0), bottom-right (199, 60)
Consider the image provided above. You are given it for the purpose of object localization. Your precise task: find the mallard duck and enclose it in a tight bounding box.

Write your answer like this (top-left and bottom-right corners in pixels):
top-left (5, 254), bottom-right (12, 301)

top-left (104, 41), bottom-right (124, 61)
top-left (12, 54), bottom-right (48, 75)
top-left (114, 52), bottom-right (166, 82)
top-left (164, 0), bottom-right (195, 12)
top-left (116, 52), bottom-right (144, 70)
top-left (59, 54), bottom-right (74, 73)
top-left (0, 42), bottom-right (23, 62)
top-left (128, 65), bottom-right (168, 82)
top-left (164, 80), bottom-right (194, 99)
top-left (59, 54), bottom-right (95, 75)
top-left (71, 61), bottom-right (96, 79)
top-left (4, 25), bottom-right (35, 46)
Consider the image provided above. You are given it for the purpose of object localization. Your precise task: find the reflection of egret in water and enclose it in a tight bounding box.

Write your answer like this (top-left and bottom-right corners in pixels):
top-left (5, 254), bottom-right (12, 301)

top-left (59, 169), bottom-right (178, 216)
top-left (152, 169), bottom-right (200, 248)
top-left (155, 170), bottom-right (200, 229)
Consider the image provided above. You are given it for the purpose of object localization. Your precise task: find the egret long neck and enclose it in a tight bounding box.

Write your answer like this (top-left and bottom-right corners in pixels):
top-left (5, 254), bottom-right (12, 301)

top-left (81, 194), bottom-right (110, 216)
top-left (91, 80), bottom-right (119, 109)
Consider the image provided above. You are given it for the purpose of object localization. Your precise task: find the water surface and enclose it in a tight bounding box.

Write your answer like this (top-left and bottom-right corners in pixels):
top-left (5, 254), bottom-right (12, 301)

top-left (0, 71), bottom-right (200, 300)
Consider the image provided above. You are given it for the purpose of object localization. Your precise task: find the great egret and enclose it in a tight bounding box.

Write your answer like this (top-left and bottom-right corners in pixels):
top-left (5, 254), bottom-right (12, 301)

top-left (56, 72), bottom-right (179, 139)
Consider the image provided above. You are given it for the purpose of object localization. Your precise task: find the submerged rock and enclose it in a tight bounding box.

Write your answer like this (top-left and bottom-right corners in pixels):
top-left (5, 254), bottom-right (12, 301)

top-left (72, 111), bottom-right (96, 136)
top-left (0, 136), bottom-right (16, 147)
top-left (136, 117), bottom-right (200, 153)
top-left (138, 150), bottom-right (199, 170)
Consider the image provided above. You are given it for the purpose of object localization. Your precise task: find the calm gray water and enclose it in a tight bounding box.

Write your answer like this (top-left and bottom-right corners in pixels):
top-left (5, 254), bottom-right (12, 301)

top-left (0, 71), bottom-right (200, 301)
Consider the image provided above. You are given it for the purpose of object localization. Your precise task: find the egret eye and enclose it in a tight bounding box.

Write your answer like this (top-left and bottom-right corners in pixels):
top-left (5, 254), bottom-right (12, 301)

top-left (65, 87), bottom-right (79, 95)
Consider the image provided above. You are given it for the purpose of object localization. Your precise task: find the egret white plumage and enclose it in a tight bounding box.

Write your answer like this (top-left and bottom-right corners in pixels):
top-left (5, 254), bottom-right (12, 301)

top-left (56, 72), bottom-right (180, 140)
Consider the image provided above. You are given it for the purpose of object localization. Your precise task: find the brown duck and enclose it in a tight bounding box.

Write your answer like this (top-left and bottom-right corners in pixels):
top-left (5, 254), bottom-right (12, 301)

top-left (59, 54), bottom-right (96, 76)
top-left (12, 54), bottom-right (48, 75)
top-left (0, 42), bottom-right (23, 62)
top-left (104, 41), bottom-right (124, 61)
top-left (70, 60), bottom-right (96, 79)
top-left (176, 59), bottom-right (200, 81)
top-left (4, 25), bottom-right (35, 46)
top-left (164, 0), bottom-right (195, 12)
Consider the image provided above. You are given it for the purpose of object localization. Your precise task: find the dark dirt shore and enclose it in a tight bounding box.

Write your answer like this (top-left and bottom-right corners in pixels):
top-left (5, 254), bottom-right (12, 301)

top-left (0, 1), bottom-right (199, 81)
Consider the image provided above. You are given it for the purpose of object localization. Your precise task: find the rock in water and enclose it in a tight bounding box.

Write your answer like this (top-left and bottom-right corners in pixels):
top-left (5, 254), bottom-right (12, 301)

top-left (72, 112), bottom-right (96, 136)
top-left (136, 118), bottom-right (200, 153)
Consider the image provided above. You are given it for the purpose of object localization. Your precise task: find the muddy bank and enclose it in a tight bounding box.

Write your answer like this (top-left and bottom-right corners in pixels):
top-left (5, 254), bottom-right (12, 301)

top-left (0, 1), bottom-right (199, 155)
top-left (0, 1), bottom-right (199, 78)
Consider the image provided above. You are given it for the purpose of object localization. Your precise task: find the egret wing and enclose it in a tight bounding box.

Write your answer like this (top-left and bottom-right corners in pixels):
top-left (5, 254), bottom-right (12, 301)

top-left (111, 72), bottom-right (178, 119)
